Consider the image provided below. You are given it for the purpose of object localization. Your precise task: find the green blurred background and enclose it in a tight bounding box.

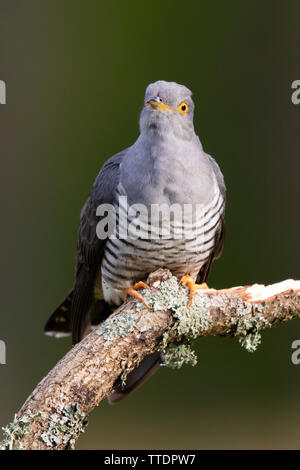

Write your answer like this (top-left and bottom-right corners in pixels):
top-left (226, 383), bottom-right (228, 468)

top-left (0, 0), bottom-right (300, 449)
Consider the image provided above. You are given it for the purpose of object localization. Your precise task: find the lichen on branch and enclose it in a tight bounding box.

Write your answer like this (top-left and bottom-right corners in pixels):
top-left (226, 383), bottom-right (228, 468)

top-left (1, 269), bottom-right (299, 450)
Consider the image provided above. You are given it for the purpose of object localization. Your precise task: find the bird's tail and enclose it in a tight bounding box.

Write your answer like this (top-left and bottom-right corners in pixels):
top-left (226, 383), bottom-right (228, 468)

top-left (44, 290), bottom-right (74, 338)
top-left (44, 290), bottom-right (110, 338)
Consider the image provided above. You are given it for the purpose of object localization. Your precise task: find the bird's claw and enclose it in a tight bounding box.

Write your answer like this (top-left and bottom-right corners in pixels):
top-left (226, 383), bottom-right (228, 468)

top-left (124, 281), bottom-right (150, 308)
top-left (179, 274), bottom-right (209, 307)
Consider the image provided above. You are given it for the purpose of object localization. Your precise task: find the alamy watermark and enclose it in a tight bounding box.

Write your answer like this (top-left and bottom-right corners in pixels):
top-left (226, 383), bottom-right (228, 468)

top-left (291, 80), bottom-right (300, 105)
top-left (95, 195), bottom-right (223, 250)
top-left (291, 340), bottom-right (300, 365)
top-left (0, 340), bottom-right (6, 365)
top-left (0, 80), bottom-right (6, 104)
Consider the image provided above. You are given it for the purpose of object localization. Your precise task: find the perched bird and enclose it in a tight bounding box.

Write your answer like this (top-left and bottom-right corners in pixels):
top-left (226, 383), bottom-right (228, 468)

top-left (45, 80), bottom-right (226, 403)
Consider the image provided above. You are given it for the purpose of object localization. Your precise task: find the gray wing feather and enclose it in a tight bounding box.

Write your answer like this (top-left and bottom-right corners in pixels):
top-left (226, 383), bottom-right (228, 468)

top-left (196, 152), bottom-right (226, 283)
top-left (71, 149), bottom-right (126, 343)
top-left (204, 152), bottom-right (226, 200)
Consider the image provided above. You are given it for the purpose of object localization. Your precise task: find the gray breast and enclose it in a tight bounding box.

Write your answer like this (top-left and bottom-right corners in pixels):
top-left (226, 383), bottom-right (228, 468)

top-left (101, 179), bottom-right (224, 306)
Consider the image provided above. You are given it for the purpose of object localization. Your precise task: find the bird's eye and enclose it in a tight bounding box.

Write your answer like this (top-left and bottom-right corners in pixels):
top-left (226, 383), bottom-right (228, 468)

top-left (178, 101), bottom-right (188, 115)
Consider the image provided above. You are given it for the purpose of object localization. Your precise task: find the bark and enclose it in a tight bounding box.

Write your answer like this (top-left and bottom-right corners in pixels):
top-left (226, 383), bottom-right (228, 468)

top-left (1, 269), bottom-right (300, 450)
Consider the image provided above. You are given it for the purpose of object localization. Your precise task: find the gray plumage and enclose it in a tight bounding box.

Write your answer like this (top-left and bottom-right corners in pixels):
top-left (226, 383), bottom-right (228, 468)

top-left (45, 80), bottom-right (226, 403)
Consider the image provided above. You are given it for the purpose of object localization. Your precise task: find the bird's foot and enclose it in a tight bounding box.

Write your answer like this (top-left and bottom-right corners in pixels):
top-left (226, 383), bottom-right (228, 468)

top-left (179, 275), bottom-right (210, 307)
top-left (124, 281), bottom-right (150, 308)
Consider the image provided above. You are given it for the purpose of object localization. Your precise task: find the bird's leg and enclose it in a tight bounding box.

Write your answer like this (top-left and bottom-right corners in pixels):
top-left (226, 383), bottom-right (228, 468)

top-left (132, 281), bottom-right (150, 290)
top-left (179, 275), bottom-right (236, 306)
top-left (179, 274), bottom-right (210, 307)
top-left (124, 281), bottom-right (150, 308)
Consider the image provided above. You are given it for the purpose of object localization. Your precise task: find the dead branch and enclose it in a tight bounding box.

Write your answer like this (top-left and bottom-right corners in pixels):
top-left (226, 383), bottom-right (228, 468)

top-left (1, 269), bottom-right (300, 450)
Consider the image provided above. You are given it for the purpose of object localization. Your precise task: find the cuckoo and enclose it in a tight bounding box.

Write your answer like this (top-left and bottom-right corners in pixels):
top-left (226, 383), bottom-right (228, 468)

top-left (44, 80), bottom-right (226, 403)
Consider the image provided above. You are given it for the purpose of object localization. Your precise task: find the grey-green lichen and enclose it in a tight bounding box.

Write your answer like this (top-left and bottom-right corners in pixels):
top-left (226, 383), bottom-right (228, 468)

top-left (235, 299), bottom-right (270, 352)
top-left (120, 274), bottom-right (272, 359)
top-left (135, 275), bottom-right (272, 355)
top-left (134, 275), bottom-right (182, 312)
top-left (164, 343), bottom-right (198, 369)
top-left (0, 410), bottom-right (41, 450)
top-left (172, 293), bottom-right (212, 339)
top-left (135, 275), bottom-right (212, 367)
top-left (96, 310), bottom-right (137, 341)
top-left (135, 275), bottom-right (212, 339)
top-left (40, 403), bottom-right (86, 450)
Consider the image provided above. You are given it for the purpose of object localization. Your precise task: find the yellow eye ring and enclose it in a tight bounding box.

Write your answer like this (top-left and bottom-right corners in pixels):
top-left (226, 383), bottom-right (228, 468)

top-left (178, 101), bottom-right (188, 115)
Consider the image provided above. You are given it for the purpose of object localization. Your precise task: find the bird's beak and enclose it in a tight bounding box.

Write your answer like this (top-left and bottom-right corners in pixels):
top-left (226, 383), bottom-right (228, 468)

top-left (146, 97), bottom-right (174, 113)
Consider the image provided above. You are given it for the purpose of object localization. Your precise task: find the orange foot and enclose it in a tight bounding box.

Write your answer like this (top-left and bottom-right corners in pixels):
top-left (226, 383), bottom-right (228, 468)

top-left (179, 275), bottom-right (210, 307)
top-left (124, 281), bottom-right (150, 308)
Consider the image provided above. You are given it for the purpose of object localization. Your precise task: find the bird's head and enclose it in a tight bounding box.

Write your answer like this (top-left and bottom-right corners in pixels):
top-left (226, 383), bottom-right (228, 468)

top-left (139, 80), bottom-right (195, 140)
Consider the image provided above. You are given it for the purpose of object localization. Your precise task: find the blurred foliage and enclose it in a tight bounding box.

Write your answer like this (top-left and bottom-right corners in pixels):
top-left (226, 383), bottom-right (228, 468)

top-left (0, 0), bottom-right (299, 449)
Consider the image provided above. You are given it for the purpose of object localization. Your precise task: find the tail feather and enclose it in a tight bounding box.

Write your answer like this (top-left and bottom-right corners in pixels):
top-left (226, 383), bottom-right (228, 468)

top-left (90, 299), bottom-right (113, 328)
top-left (44, 290), bottom-right (73, 337)
top-left (44, 289), bottom-right (111, 339)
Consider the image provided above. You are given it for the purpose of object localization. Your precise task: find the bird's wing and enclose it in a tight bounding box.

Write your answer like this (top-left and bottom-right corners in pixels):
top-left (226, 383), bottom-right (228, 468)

top-left (197, 153), bottom-right (226, 283)
top-left (71, 149), bottom-right (126, 343)
top-left (204, 152), bottom-right (226, 201)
